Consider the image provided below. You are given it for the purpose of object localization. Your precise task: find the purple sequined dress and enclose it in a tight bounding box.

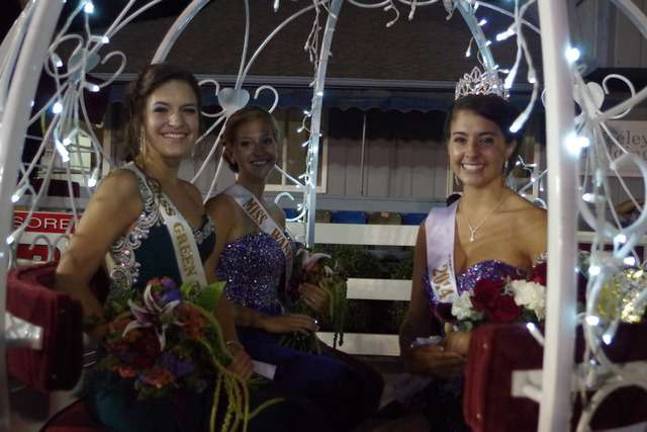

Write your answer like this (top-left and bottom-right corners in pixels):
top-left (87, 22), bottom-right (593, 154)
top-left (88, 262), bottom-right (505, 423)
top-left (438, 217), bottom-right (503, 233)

top-left (217, 232), bottom-right (368, 431)
top-left (217, 232), bottom-right (285, 315)
top-left (416, 260), bottom-right (527, 431)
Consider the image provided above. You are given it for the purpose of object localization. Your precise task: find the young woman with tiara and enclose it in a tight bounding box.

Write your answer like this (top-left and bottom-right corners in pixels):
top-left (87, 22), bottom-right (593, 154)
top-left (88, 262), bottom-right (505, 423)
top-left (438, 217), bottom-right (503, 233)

top-left (205, 106), bottom-right (383, 431)
top-left (55, 64), bottom-right (309, 431)
top-left (398, 68), bottom-right (547, 431)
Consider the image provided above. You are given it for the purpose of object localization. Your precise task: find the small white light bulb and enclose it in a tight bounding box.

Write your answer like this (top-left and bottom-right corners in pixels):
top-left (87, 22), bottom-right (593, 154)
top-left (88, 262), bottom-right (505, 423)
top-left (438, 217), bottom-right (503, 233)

top-left (565, 46), bottom-right (581, 64)
top-left (83, 1), bottom-right (95, 14)
top-left (11, 182), bottom-right (29, 203)
top-left (52, 101), bottom-right (63, 114)
top-left (585, 315), bottom-right (600, 326)
top-left (565, 133), bottom-right (590, 157)
top-left (87, 167), bottom-right (100, 188)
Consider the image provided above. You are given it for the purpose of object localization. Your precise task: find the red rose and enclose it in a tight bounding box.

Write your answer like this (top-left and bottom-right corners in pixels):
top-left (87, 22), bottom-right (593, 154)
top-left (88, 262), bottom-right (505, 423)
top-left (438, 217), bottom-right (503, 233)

top-left (490, 294), bottom-right (522, 322)
top-left (471, 279), bottom-right (506, 313)
top-left (471, 279), bottom-right (521, 323)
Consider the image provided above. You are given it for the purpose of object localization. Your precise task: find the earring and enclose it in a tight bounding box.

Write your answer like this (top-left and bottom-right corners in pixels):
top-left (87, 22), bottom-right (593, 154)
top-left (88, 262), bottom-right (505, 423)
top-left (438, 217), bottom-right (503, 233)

top-left (454, 174), bottom-right (462, 186)
top-left (503, 160), bottom-right (509, 174)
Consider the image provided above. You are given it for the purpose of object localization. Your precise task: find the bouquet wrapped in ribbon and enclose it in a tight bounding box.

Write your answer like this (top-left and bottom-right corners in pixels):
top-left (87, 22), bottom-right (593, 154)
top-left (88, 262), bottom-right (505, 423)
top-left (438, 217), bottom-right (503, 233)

top-left (283, 247), bottom-right (348, 353)
top-left (100, 277), bottom-right (255, 432)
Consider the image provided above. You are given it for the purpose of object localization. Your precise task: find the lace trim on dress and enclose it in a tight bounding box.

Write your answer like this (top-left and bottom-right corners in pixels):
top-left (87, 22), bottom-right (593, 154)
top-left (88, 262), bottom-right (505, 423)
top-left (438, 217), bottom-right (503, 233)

top-left (107, 164), bottom-right (214, 296)
top-left (108, 165), bottom-right (161, 294)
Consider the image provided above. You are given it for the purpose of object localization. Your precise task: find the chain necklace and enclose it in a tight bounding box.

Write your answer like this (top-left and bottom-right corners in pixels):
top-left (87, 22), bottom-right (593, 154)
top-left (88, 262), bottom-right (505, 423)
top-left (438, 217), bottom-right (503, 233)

top-left (461, 193), bottom-right (508, 242)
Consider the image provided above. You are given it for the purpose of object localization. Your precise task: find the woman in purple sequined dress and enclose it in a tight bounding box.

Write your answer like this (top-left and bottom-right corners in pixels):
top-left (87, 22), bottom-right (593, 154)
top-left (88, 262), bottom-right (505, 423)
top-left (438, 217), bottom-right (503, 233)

top-left (205, 107), bottom-right (382, 431)
top-left (398, 93), bottom-right (547, 431)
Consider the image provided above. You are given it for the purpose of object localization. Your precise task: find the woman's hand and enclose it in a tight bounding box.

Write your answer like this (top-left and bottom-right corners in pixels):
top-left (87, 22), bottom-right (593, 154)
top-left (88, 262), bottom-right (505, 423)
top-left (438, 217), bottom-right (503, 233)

top-left (405, 344), bottom-right (466, 378)
top-left (258, 313), bottom-right (318, 334)
top-left (226, 343), bottom-right (253, 381)
top-left (299, 282), bottom-right (330, 316)
top-left (444, 329), bottom-right (472, 356)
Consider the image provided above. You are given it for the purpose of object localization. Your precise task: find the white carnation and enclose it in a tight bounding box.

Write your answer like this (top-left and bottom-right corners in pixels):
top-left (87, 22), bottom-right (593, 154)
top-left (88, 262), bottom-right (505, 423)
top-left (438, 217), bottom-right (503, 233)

top-left (509, 280), bottom-right (546, 319)
top-left (451, 291), bottom-right (476, 321)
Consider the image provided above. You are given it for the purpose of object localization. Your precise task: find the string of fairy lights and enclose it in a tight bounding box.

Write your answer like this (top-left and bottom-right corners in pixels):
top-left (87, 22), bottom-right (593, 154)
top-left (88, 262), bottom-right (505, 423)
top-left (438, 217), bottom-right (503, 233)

top-left (1, 1), bottom-right (647, 430)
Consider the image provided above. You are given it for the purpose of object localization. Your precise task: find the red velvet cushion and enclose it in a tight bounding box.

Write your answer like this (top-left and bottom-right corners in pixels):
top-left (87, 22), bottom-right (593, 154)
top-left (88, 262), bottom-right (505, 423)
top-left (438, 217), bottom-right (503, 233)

top-left (465, 323), bottom-right (647, 432)
top-left (7, 263), bottom-right (83, 392)
top-left (41, 400), bottom-right (106, 432)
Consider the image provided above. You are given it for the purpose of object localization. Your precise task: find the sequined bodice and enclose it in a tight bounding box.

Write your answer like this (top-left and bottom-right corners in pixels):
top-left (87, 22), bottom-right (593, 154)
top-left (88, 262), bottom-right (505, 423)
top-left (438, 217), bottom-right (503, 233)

top-left (217, 232), bottom-right (286, 315)
top-left (107, 164), bottom-right (215, 306)
top-left (424, 260), bottom-right (527, 305)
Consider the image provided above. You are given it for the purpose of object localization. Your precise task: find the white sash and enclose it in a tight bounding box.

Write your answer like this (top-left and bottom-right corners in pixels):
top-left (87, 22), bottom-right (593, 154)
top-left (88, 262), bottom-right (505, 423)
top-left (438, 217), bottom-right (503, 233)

top-left (425, 201), bottom-right (459, 303)
top-left (130, 164), bottom-right (207, 288)
top-left (225, 184), bottom-right (293, 284)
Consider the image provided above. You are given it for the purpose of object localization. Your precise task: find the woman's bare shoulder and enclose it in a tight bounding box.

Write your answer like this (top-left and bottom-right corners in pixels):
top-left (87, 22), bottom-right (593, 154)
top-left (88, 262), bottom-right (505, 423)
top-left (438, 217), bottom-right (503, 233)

top-left (179, 180), bottom-right (204, 207)
top-left (205, 193), bottom-right (238, 218)
top-left (92, 169), bottom-right (142, 208)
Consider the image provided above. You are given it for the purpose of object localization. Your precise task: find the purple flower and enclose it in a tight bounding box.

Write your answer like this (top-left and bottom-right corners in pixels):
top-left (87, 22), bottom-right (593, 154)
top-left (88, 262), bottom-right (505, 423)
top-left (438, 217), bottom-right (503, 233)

top-left (161, 287), bottom-right (182, 305)
top-left (160, 277), bottom-right (177, 291)
top-left (123, 283), bottom-right (182, 351)
top-left (159, 278), bottom-right (182, 305)
top-left (160, 352), bottom-right (194, 378)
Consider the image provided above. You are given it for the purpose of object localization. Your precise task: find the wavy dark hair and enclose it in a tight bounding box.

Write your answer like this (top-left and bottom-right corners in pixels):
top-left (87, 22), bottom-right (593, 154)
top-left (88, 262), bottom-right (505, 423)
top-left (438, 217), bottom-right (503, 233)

top-left (444, 94), bottom-right (525, 175)
top-left (221, 106), bottom-right (280, 173)
top-left (123, 63), bottom-right (202, 161)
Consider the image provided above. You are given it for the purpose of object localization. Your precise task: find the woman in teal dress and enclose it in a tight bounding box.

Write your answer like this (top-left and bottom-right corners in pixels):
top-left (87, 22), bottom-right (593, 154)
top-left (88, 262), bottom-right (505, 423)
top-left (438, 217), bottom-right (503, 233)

top-left (54, 64), bottom-right (301, 431)
top-left (399, 91), bottom-right (547, 431)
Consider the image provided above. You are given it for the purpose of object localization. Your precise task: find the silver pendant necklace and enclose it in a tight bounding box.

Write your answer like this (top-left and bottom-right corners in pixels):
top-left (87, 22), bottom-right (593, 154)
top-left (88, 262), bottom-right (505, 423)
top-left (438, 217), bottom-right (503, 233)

top-left (462, 193), bottom-right (508, 242)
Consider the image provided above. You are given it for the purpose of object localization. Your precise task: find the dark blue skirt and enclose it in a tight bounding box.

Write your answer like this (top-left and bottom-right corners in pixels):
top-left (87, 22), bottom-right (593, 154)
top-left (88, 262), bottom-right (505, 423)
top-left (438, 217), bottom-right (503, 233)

top-left (237, 327), bottom-right (370, 431)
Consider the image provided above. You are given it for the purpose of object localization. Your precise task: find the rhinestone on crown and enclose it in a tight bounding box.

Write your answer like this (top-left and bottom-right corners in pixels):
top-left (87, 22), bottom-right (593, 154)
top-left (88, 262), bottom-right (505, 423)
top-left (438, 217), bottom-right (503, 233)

top-left (454, 67), bottom-right (508, 100)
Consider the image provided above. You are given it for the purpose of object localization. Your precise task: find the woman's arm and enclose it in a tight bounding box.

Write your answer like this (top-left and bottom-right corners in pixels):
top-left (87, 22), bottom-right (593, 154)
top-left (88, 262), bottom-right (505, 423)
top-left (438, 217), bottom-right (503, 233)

top-left (524, 207), bottom-right (548, 264)
top-left (55, 171), bottom-right (141, 340)
top-left (400, 225), bottom-right (435, 359)
top-left (400, 224), bottom-right (465, 376)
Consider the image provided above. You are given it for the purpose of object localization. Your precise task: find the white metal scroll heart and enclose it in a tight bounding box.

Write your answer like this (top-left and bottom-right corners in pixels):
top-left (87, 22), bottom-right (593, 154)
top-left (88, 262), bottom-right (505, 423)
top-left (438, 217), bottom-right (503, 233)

top-left (68, 49), bottom-right (101, 82)
top-left (218, 88), bottom-right (250, 114)
top-left (573, 82), bottom-right (605, 125)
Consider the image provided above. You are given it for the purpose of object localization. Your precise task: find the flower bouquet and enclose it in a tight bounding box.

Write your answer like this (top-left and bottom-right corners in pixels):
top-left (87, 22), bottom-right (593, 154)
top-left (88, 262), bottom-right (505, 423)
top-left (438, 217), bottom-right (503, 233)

top-left (100, 277), bottom-right (253, 432)
top-left (446, 265), bottom-right (547, 354)
top-left (282, 247), bottom-right (348, 353)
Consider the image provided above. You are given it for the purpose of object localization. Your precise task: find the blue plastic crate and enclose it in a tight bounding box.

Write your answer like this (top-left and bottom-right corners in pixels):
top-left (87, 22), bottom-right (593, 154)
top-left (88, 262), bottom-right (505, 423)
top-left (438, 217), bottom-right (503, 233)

top-left (330, 210), bottom-right (368, 224)
top-left (283, 208), bottom-right (299, 219)
top-left (401, 212), bottom-right (427, 225)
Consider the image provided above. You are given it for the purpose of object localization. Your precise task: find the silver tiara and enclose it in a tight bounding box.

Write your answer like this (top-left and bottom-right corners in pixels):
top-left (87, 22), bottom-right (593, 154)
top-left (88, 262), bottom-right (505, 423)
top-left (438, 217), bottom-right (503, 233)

top-left (454, 67), bottom-right (508, 100)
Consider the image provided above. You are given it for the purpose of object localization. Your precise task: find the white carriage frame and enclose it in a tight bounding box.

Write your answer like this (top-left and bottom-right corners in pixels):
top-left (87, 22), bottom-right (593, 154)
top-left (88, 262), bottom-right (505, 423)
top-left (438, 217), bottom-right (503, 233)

top-left (1, 1), bottom-right (647, 431)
